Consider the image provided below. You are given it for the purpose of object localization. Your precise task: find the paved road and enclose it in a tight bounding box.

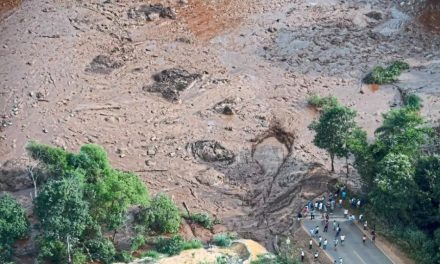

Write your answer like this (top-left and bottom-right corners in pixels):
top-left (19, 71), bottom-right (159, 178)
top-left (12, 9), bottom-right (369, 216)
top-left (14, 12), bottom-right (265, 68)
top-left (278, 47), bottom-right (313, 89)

top-left (303, 218), bottom-right (393, 264)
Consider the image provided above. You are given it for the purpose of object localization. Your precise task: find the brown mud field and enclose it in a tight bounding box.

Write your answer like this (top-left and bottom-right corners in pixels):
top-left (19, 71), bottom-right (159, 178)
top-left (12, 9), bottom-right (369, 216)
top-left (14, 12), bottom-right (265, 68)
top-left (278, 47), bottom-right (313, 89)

top-left (0, 0), bottom-right (439, 262)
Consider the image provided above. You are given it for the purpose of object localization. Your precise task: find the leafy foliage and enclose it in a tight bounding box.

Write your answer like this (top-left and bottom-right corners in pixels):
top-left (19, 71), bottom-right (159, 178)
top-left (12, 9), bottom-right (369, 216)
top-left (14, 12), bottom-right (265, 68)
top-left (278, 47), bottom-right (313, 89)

top-left (142, 250), bottom-right (160, 259)
top-left (137, 193), bottom-right (181, 234)
top-left (212, 233), bottom-right (233, 247)
top-left (182, 239), bottom-right (203, 250)
top-left (307, 95), bottom-right (338, 109)
top-left (35, 177), bottom-right (89, 241)
top-left (404, 93), bottom-right (423, 111)
top-left (184, 212), bottom-right (214, 229)
top-left (0, 194), bottom-right (29, 261)
top-left (85, 237), bottom-right (116, 264)
top-left (370, 153), bottom-right (416, 222)
top-left (155, 235), bottom-right (185, 256)
top-left (130, 234), bottom-right (146, 252)
top-left (309, 104), bottom-right (357, 171)
top-left (26, 142), bottom-right (152, 263)
top-left (363, 60), bottom-right (410, 84)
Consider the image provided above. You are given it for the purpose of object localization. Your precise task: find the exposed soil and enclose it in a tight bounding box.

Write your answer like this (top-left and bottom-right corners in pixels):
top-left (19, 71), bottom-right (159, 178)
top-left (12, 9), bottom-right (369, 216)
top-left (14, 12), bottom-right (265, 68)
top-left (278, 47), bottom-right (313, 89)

top-left (0, 0), bottom-right (439, 262)
top-left (418, 0), bottom-right (440, 34)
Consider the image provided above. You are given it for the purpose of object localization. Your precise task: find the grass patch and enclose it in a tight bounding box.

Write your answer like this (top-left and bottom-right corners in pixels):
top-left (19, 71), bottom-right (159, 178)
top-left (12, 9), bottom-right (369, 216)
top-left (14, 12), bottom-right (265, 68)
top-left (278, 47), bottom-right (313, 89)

top-left (141, 250), bottom-right (161, 259)
top-left (182, 239), bottom-right (203, 250)
top-left (307, 95), bottom-right (338, 108)
top-left (212, 233), bottom-right (234, 247)
top-left (183, 212), bottom-right (214, 229)
top-left (363, 60), bottom-right (409, 84)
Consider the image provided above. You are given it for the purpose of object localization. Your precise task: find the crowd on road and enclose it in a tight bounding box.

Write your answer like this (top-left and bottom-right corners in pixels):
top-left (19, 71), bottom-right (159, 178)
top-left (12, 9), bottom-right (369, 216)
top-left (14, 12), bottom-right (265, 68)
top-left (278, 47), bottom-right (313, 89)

top-left (297, 186), bottom-right (377, 263)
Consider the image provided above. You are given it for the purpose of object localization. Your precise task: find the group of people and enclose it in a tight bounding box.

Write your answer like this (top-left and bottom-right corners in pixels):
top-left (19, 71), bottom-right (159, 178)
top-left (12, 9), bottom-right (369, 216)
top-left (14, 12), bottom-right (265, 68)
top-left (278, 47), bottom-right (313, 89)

top-left (298, 186), bottom-right (379, 263)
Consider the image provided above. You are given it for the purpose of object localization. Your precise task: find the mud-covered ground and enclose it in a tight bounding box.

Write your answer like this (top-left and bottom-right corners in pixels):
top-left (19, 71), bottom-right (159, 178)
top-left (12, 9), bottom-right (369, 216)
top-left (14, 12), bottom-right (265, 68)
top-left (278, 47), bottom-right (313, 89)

top-left (0, 0), bottom-right (439, 261)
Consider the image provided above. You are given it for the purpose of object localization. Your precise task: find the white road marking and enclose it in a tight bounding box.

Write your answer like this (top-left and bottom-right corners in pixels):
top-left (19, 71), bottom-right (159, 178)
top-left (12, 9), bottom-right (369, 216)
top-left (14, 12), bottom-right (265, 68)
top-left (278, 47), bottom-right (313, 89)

top-left (353, 250), bottom-right (368, 264)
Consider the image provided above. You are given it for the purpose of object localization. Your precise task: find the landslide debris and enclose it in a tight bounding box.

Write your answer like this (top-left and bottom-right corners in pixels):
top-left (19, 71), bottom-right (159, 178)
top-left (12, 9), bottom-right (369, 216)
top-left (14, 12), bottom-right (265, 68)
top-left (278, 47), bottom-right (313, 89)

top-left (144, 68), bottom-right (202, 101)
top-left (128, 4), bottom-right (175, 21)
top-left (85, 55), bottom-right (122, 75)
top-left (188, 140), bottom-right (235, 165)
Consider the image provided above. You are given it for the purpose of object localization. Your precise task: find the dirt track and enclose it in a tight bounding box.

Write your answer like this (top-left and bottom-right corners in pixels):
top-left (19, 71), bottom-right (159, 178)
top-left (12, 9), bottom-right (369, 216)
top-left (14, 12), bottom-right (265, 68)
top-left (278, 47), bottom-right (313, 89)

top-left (1, 0), bottom-right (439, 257)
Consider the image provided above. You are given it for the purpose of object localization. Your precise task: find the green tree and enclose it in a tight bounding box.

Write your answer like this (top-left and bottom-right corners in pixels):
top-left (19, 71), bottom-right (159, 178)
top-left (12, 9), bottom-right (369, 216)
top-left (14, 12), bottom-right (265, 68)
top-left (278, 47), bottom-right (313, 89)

top-left (0, 194), bottom-right (29, 261)
top-left (137, 193), bottom-right (181, 234)
top-left (371, 153), bottom-right (416, 222)
top-left (35, 177), bottom-right (90, 263)
top-left (309, 104), bottom-right (357, 172)
top-left (374, 107), bottom-right (431, 160)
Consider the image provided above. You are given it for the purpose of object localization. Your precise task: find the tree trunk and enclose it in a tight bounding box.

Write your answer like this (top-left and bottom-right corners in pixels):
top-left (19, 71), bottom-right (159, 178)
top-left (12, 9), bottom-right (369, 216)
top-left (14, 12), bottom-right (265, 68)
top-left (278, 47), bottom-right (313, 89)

top-left (27, 166), bottom-right (38, 198)
top-left (345, 155), bottom-right (349, 177)
top-left (330, 153), bottom-right (335, 172)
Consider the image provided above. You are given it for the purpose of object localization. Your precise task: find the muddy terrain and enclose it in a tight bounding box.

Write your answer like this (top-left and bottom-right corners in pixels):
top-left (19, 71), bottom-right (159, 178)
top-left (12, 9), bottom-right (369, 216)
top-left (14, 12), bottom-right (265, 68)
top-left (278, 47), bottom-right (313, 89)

top-left (1, 0), bottom-right (439, 259)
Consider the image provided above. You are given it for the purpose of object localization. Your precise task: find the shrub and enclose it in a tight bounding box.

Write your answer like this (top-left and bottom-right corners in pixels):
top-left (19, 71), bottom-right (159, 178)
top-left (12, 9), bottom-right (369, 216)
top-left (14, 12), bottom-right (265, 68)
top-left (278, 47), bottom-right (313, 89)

top-left (131, 234), bottom-right (145, 252)
top-left (307, 95), bottom-right (338, 108)
top-left (142, 250), bottom-right (160, 259)
top-left (72, 251), bottom-right (88, 264)
top-left (185, 212), bottom-right (213, 229)
top-left (404, 93), bottom-right (422, 110)
top-left (182, 239), bottom-right (203, 250)
top-left (212, 233), bottom-right (233, 247)
top-left (0, 194), bottom-right (29, 261)
top-left (137, 193), bottom-right (181, 234)
top-left (155, 235), bottom-right (184, 256)
top-left (363, 60), bottom-right (409, 84)
top-left (85, 237), bottom-right (116, 264)
top-left (115, 250), bottom-right (133, 263)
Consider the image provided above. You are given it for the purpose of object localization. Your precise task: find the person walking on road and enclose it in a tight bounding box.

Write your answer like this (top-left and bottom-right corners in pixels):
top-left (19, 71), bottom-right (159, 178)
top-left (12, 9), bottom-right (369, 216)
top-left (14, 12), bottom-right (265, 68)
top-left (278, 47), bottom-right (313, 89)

top-left (309, 239), bottom-right (313, 249)
top-left (340, 234), bottom-right (345, 245)
top-left (333, 238), bottom-right (339, 250)
top-left (362, 234), bottom-right (367, 244)
top-left (323, 238), bottom-right (328, 249)
top-left (318, 236), bottom-right (322, 247)
top-left (324, 221), bottom-right (329, 232)
top-left (333, 220), bottom-right (337, 231)
top-left (364, 220), bottom-right (368, 230)
top-left (301, 249), bottom-right (305, 262)
top-left (315, 226), bottom-right (319, 237)
top-left (339, 257), bottom-right (343, 264)
top-left (314, 251), bottom-right (319, 260)
top-left (371, 229), bottom-right (376, 243)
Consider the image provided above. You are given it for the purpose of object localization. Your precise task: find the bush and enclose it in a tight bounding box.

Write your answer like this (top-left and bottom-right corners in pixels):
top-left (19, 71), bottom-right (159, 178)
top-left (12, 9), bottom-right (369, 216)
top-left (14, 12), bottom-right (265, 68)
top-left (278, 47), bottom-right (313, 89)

top-left (363, 60), bottom-right (409, 84)
top-left (0, 194), bottom-right (29, 261)
top-left (142, 250), bottom-right (160, 259)
top-left (404, 93), bottom-right (422, 110)
top-left (155, 235), bottom-right (184, 256)
top-left (182, 239), bottom-right (203, 250)
top-left (115, 250), bottom-right (133, 263)
top-left (185, 212), bottom-right (213, 229)
top-left (72, 251), bottom-right (88, 264)
top-left (85, 237), bottom-right (116, 264)
top-left (131, 234), bottom-right (145, 252)
top-left (137, 193), bottom-right (181, 234)
top-left (37, 238), bottom-right (67, 263)
top-left (307, 95), bottom-right (338, 108)
top-left (212, 233), bottom-right (233, 247)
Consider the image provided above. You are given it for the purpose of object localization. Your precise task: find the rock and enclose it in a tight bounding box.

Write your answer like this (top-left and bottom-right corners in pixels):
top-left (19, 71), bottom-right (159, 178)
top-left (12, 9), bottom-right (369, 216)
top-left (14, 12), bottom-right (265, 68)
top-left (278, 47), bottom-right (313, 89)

top-left (147, 12), bottom-right (160, 21)
top-left (145, 160), bottom-right (156, 166)
top-left (188, 140), bottom-right (235, 165)
top-left (143, 68), bottom-right (202, 102)
top-left (365, 11), bottom-right (383, 20)
top-left (147, 146), bottom-right (157, 156)
top-left (222, 105), bottom-right (234, 115)
top-left (42, 129), bottom-right (48, 133)
top-left (85, 55), bottom-right (122, 75)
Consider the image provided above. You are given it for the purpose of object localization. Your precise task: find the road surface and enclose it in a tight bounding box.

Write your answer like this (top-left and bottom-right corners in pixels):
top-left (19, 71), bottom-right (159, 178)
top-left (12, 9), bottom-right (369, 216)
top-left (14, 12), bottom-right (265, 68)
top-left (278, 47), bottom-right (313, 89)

top-left (303, 218), bottom-right (394, 264)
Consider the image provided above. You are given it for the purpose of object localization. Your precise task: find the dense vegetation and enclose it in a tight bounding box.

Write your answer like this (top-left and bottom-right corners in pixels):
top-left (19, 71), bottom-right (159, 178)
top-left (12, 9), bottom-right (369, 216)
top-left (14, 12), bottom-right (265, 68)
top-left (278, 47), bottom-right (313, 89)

top-left (0, 142), bottom-right (191, 263)
top-left (309, 94), bottom-right (440, 263)
top-left (0, 194), bottom-right (29, 262)
top-left (363, 60), bottom-right (410, 84)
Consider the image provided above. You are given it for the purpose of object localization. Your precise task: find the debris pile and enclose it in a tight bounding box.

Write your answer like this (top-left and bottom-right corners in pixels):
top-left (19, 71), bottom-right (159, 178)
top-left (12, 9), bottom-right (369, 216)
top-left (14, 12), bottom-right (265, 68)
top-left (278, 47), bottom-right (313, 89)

top-left (144, 68), bottom-right (202, 101)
